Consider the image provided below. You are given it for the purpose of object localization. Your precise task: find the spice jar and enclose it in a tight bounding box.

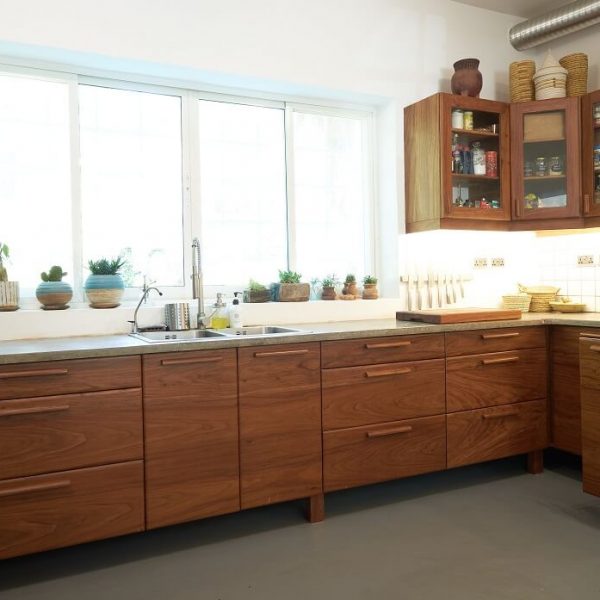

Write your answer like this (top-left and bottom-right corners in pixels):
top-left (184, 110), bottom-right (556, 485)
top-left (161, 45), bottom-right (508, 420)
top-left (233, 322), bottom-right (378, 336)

top-left (463, 111), bottom-right (474, 130)
top-left (524, 161), bottom-right (534, 177)
top-left (535, 156), bottom-right (547, 177)
top-left (485, 151), bottom-right (498, 177)
top-left (549, 156), bottom-right (563, 176)
top-left (451, 109), bottom-right (464, 129)
top-left (594, 145), bottom-right (600, 170)
top-left (594, 104), bottom-right (600, 126)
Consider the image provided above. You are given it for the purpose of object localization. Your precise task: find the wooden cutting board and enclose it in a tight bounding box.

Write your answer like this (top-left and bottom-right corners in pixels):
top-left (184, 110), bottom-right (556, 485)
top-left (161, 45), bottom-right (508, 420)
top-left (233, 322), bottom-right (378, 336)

top-left (396, 308), bottom-right (522, 324)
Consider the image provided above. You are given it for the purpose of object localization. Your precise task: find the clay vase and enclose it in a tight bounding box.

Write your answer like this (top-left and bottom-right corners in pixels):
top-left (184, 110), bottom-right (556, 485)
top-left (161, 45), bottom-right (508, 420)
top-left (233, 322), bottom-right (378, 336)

top-left (321, 286), bottom-right (337, 300)
top-left (451, 58), bottom-right (483, 98)
top-left (362, 284), bottom-right (379, 300)
top-left (342, 282), bottom-right (359, 298)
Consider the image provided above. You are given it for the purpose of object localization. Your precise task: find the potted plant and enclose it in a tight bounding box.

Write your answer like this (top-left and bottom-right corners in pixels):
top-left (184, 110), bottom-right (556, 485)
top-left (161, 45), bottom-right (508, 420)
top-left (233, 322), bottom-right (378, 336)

top-left (271, 270), bottom-right (310, 302)
top-left (0, 242), bottom-right (19, 311)
top-left (84, 256), bottom-right (126, 308)
top-left (36, 266), bottom-right (72, 310)
top-left (342, 274), bottom-right (359, 299)
top-left (362, 275), bottom-right (379, 299)
top-left (243, 279), bottom-right (271, 303)
top-left (321, 274), bottom-right (339, 300)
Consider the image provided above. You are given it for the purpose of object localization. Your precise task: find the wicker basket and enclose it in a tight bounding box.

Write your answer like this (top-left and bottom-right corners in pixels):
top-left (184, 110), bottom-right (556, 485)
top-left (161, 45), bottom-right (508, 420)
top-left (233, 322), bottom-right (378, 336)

top-left (559, 53), bottom-right (588, 97)
top-left (518, 284), bottom-right (559, 312)
top-left (502, 293), bottom-right (532, 312)
top-left (509, 60), bottom-right (535, 103)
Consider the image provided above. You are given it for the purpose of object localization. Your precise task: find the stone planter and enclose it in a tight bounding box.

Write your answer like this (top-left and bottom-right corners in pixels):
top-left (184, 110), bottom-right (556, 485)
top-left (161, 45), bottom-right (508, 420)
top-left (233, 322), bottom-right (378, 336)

top-left (84, 274), bottom-right (125, 308)
top-left (270, 282), bottom-right (310, 302)
top-left (0, 281), bottom-right (19, 311)
top-left (36, 281), bottom-right (73, 310)
top-left (362, 283), bottom-right (379, 300)
top-left (321, 286), bottom-right (337, 300)
top-left (243, 289), bottom-right (271, 303)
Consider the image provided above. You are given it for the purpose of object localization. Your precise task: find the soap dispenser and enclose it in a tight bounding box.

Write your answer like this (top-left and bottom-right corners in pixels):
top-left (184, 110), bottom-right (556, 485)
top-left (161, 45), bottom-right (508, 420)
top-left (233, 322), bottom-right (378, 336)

top-left (210, 293), bottom-right (229, 329)
top-left (230, 292), bottom-right (243, 329)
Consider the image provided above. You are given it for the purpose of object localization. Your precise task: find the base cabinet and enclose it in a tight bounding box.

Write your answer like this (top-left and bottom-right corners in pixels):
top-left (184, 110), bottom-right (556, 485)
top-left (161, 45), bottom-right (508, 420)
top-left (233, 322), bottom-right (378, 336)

top-left (580, 336), bottom-right (600, 496)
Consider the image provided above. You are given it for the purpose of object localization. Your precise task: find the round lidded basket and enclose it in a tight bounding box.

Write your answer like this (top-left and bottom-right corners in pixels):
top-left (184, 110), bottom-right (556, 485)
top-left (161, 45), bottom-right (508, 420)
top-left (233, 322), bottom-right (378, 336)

top-left (559, 52), bottom-right (588, 97)
top-left (518, 284), bottom-right (559, 312)
top-left (501, 293), bottom-right (532, 313)
top-left (509, 60), bottom-right (535, 103)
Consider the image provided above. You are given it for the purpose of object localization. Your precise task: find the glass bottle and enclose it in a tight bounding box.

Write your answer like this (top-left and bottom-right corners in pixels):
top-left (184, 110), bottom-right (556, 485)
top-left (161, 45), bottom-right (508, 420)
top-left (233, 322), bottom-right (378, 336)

top-left (472, 141), bottom-right (486, 175)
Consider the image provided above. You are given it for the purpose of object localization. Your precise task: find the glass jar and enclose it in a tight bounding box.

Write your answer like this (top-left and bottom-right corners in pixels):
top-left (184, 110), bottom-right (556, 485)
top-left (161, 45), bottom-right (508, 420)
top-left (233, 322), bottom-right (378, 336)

top-left (594, 105), bottom-right (600, 126)
top-left (485, 151), bottom-right (497, 177)
top-left (472, 142), bottom-right (486, 175)
top-left (535, 156), bottom-right (547, 177)
top-left (594, 145), bottom-right (600, 170)
top-left (451, 109), bottom-right (464, 129)
top-left (524, 161), bottom-right (534, 177)
top-left (549, 156), bottom-right (563, 176)
top-left (463, 111), bottom-right (474, 130)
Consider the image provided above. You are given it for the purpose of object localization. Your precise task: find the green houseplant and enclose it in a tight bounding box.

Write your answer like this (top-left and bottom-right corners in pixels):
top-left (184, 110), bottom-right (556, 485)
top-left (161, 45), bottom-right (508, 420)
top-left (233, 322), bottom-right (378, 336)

top-left (271, 269), bottom-right (310, 302)
top-left (342, 273), bottom-right (359, 299)
top-left (243, 279), bottom-right (271, 303)
top-left (84, 256), bottom-right (126, 308)
top-left (362, 275), bottom-right (379, 300)
top-left (320, 274), bottom-right (339, 300)
top-left (36, 266), bottom-right (73, 310)
top-left (0, 242), bottom-right (19, 311)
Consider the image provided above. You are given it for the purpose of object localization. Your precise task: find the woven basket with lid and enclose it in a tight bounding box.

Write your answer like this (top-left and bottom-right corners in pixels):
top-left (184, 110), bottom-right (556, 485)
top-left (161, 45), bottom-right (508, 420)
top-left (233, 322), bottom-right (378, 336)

top-left (518, 284), bottom-right (559, 312)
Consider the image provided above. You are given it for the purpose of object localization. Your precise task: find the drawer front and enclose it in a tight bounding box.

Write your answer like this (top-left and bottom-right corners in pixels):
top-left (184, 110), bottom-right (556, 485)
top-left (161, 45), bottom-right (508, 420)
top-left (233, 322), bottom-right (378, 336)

top-left (321, 334), bottom-right (444, 368)
top-left (0, 356), bottom-right (141, 401)
top-left (552, 326), bottom-right (600, 364)
top-left (445, 326), bottom-right (546, 357)
top-left (447, 399), bottom-right (547, 468)
top-left (323, 415), bottom-right (446, 492)
top-left (551, 360), bottom-right (581, 455)
top-left (446, 348), bottom-right (547, 412)
top-left (0, 388), bottom-right (143, 480)
top-left (322, 359), bottom-right (445, 430)
top-left (580, 337), bottom-right (600, 390)
top-left (0, 461), bottom-right (144, 559)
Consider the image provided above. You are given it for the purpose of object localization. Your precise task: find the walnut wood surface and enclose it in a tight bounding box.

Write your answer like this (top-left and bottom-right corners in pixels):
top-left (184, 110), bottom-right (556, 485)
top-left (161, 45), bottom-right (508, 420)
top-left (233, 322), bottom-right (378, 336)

top-left (0, 356), bottom-right (141, 400)
top-left (580, 336), bottom-right (600, 495)
top-left (445, 326), bottom-right (546, 356)
top-left (581, 90), bottom-right (600, 217)
top-left (143, 349), bottom-right (239, 529)
top-left (0, 461), bottom-right (144, 559)
top-left (307, 493), bottom-right (325, 523)
top-left (447, 399), bottom-right (547, 468)
top-left (321, 334), bottom-right (444, 368)
top-left (446, 348), bottom-right (547, 412)
top-left (0, 388), bottom-right (143, 480)
top-left (322, 358), bottom-right (445, 430)
top-left (551, 360), bottom-right (582, 455)
top-left (238, 343), bottom-right (322, 509)
top-left (323, 415), bottom-right (446, 492)
top-left (397, 308), bottom-right (520, 324)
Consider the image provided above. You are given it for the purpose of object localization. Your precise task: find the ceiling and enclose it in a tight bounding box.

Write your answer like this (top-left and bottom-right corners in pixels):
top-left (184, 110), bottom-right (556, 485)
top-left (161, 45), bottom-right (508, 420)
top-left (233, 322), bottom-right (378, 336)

top-left (452, 0), bottom-right (574, 19)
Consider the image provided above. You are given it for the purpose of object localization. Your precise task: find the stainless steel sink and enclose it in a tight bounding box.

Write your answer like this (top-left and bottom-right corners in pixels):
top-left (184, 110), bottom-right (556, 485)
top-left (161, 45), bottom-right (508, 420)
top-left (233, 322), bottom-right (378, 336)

top-left (130, 329), bottom-right (228, 343)
top-left (219, 326), bottom-right (303, 336)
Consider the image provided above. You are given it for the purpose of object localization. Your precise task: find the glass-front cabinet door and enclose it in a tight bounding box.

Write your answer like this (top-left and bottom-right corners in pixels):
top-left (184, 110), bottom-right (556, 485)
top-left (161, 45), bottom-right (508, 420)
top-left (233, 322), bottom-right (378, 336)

top-left (582, 90), bottom-right (600, 217)
top-left (511, 97), bottom-right (581, 221)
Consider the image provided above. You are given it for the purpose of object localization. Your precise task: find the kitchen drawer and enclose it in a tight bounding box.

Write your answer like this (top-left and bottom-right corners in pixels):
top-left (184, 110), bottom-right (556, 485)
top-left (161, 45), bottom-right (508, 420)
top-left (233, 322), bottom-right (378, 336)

top-left (580, 337), bottom-right (600, 389)
top-left (0, 356), bottom-right (141, 401)
top-left (446, 348), bottom-right (547, 412)
top-left (0, 388), bottom-right (143, 480)
top-left (447, 399), bottom-right (547, 468)
top-left (321, 334), bottom-right (444, 369)
top-left (551, 360), bottom-right (581, 455)
top-left (0, 461), bottom-right (144, 559)
top-left (322, 359), bottom-right (445, 430)
top-left (323, 415), bottom-right (446, 492)
top-left (445, 326), bottom-right (546, 357)
top-left (552, 326), bottom-right (600, 364)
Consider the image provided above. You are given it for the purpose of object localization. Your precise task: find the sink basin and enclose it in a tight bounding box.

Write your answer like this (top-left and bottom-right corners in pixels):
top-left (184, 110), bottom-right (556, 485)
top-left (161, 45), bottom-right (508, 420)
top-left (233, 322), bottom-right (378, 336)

top-left (130, 329), bottom-right (227, 343)
top-left (219, 326), bottom-right (303, 336)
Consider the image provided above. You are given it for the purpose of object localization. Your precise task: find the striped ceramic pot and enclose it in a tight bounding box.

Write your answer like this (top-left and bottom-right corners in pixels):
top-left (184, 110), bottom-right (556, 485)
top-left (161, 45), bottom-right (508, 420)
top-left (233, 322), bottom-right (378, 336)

top-left (84, 274), bottom-right (124, 308)
top-left (36, 281), bottom-right (73, 310)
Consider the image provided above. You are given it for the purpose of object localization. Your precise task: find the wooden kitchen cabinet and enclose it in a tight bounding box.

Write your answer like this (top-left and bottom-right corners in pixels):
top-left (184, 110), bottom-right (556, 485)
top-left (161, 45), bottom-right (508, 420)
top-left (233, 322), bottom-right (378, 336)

top-left (238, 343), bottom-right (323, 516)
top-left (143, 349), bottom-right (239, 529)
top-left (581, 90), bottom-right (600, 219)
top-left (404, 92), bottom-right (511, 233)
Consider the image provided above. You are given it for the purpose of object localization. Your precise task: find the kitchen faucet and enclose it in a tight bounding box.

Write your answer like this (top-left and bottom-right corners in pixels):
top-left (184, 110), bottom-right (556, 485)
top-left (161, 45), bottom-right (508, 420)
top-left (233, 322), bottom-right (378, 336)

top-left (129, 285), bottom-right (163, 334)
top-left (192, 237), bottom-right (205, 329)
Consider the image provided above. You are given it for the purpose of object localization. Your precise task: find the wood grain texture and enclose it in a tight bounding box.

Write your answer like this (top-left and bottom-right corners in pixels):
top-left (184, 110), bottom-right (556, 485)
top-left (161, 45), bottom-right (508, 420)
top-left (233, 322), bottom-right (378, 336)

top-left (447, 399), bottom-right (548, 468)
top-left (396, 308), bottom-right (521, 324)
top-left (580, 336), bottom-right (600, 495)
top-left (0, 461), bottom-right (144, 559)
top-left (581, 90), bottom-right (600, 217)
top-left (527, 449), bottom-right (544, 474)
top-left (446, 348), bottom-right (547, 412)
top-left (321, 334), bottom-right (444, 368)
top-left (0, 388), bottom-right (143, 480)
top-left (445, 326), bottom-right (546, 357)
top-left (0, 356), bottom-right (141, 401)
top-left (307, 493), bottom-right (325, 523)
top-left (323, 415), bottom-right (446, 492)
top-left (322, 358), bottom-right (445, 430)
top-left (551, 359), bottom-right (581, 455)
top-left (551, 325), bottom-right (600, 362)
top-left (143, 349), bottom-right (239, 529)
top-left (238, 342), bottom-right (322, 509)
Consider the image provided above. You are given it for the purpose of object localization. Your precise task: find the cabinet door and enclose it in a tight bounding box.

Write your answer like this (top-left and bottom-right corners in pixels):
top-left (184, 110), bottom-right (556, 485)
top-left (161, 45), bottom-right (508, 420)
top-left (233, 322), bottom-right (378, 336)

top-left (143, 350), bottom-right (239, 529)
top-left (581, 90), bottom-right (600, 217)
top-left (511, 97), bottom-right (581, 221)
top-left (238, 343), bottom-right (322, 509)
top-left (580, 336), bottom-right (600, 496)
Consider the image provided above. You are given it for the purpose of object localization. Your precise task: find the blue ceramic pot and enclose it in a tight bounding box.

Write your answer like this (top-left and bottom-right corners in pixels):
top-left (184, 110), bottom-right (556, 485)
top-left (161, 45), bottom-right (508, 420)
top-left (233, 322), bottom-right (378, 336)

top-left (84, 274), bottom-right (124, 308)
top-left (36, 281), bottom-right (73, 310)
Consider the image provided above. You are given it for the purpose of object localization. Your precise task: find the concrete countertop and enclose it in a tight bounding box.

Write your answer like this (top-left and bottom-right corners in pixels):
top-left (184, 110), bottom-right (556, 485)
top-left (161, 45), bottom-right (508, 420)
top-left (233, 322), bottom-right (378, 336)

top-left (1, 312), bottom-right (600, 365)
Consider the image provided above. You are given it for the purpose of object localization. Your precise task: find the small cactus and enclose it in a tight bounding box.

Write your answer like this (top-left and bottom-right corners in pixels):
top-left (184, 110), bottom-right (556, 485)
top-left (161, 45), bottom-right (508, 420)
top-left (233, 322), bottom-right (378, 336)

top-left (41, 266), bottom-right (67, 282)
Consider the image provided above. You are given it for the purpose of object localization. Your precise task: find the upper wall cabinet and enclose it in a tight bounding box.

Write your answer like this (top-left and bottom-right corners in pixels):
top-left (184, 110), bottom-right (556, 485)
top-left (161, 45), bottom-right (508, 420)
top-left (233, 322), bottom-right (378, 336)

top-left (581, 90), bottom-right (600, 221)
top-left (404, 93), bottom-right (511, 233)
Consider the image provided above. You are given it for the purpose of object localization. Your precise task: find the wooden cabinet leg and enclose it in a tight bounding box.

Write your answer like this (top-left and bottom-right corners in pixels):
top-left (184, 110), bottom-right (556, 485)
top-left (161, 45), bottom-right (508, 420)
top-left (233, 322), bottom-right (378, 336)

top-left (527, 449), bottom-right (544, 474)
top-left (306, 493), bottom-right (325, 523)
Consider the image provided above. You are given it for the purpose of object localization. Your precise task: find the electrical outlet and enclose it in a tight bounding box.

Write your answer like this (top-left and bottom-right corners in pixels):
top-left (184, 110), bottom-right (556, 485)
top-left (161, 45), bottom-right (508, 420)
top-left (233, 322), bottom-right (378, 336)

top-left (577, 255), bottom-right (594, 266)
top-left (473, 258), bottom-right (488, 268)
top-left (491, 257), bottom-right (505, 267)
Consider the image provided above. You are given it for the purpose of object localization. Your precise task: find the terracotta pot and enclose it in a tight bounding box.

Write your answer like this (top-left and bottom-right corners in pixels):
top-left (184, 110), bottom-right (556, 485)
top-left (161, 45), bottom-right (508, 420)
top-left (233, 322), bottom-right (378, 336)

top-left (321, 286), bottom-right (337, 300)
top-left (451, 58), bottom-right (482, 98)
top-left (362, 283), bottom-right (379, 300)
top-left (342, 282), bottom-right (359, 298)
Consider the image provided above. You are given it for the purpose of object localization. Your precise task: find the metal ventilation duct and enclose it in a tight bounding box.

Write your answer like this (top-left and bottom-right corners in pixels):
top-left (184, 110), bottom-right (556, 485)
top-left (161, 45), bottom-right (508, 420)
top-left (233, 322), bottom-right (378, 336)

top-left (509, 0), bottom-right (600, 50)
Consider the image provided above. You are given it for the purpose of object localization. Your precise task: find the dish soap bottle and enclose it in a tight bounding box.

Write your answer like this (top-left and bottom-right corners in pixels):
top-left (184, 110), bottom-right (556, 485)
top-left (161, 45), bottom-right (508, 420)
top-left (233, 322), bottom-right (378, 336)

top-left (230, 292), bottom-right (243, 329)
top-left (210, 293), bottom-right (229, 329)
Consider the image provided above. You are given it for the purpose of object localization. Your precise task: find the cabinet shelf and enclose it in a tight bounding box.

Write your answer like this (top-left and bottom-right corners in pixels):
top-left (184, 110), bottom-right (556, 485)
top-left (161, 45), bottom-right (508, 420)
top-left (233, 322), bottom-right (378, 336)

top-left (452, 128), bottom-right (499, 138)
top-left (523, 137), bottom-right (565, 144)
top-left (452, 173), bottom-right (499, 181)
top-left (524, 175), bottom-right (566, 181)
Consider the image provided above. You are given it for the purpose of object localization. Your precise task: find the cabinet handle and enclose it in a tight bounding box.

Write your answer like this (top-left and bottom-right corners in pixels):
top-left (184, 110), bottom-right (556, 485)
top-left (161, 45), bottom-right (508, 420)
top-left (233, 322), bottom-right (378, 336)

top-left (0, 479), bottom-right (71, 498)
top-left (515, 198), bottom-right (522, 218)
top-left (367, 425), bottom-right (413, 438)
top-left (481, 356), bottom-right (519, 365)
top-left (364, 341), bottom-right (411, 349)
top-left (589, 345), bottom-right (600, 353)
top-left (253, 349), bottom-right (309, 358)
top-left (482, 410), bottom-right (518, 420)
top-left (0, 405), bottom-right (70, 418)
top-left (481, 332), bottom-right (520, 340)
top-left (584, 193), bottom-right (591, 214)
top-left (161, 356), bottom-right (223, 366)
top-left (365, 368), bottom-right (412, 378)
top-left (0, 368), bottom-right (69, 380)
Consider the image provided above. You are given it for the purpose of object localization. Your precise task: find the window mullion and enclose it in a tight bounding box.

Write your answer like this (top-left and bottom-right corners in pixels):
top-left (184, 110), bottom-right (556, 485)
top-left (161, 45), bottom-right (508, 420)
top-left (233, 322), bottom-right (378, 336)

top-left (181, 90), bottom-right (196, 296)
top-left (284, 105), bottom-right (297, 272)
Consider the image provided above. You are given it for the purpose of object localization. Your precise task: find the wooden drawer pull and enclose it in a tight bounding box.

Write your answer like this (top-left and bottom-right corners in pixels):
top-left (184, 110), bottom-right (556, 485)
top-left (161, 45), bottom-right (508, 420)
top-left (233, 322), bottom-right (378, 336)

top-left (367, 425), bottom-right (413, 438)
top-left (481, 332), bottom-right (520, 340)
top-left (0, 404), bottom-right (70, 418)
top-left (0, 479), bottom-right (71, 498)
top-left (589, 345), bottom-right (600, 353)
top-left (364, 341), bottom-right (411, 349)
top-left (161, 356), bottom-right (223, 366)
top-left (482, 410), bottom-right (518, 420)
top-left (253, 349), bottom-right (309, 358)
top-left (0, 368), bottom-right (69, 380)
top-left (365, 368), bottom-right (412, 378)
top-left (481, 356), bottom-right (520, 366)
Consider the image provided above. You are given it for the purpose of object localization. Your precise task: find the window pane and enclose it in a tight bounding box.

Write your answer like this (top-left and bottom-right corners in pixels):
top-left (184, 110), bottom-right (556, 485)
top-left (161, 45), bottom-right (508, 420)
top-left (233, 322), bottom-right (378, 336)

top-left (292, 111), bottom-right (369, 280)
top-left (198, 100), bottom-right (287, 285)
top-left (0, 74), bottom-right (72, 295)
top-left (79, 85), bottom-right (184, 287)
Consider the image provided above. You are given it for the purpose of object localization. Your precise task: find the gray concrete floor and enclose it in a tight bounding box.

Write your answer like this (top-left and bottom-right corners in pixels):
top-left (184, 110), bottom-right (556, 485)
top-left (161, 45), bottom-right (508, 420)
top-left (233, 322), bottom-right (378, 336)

top-left (1, 451), bottom-right (600, 600)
